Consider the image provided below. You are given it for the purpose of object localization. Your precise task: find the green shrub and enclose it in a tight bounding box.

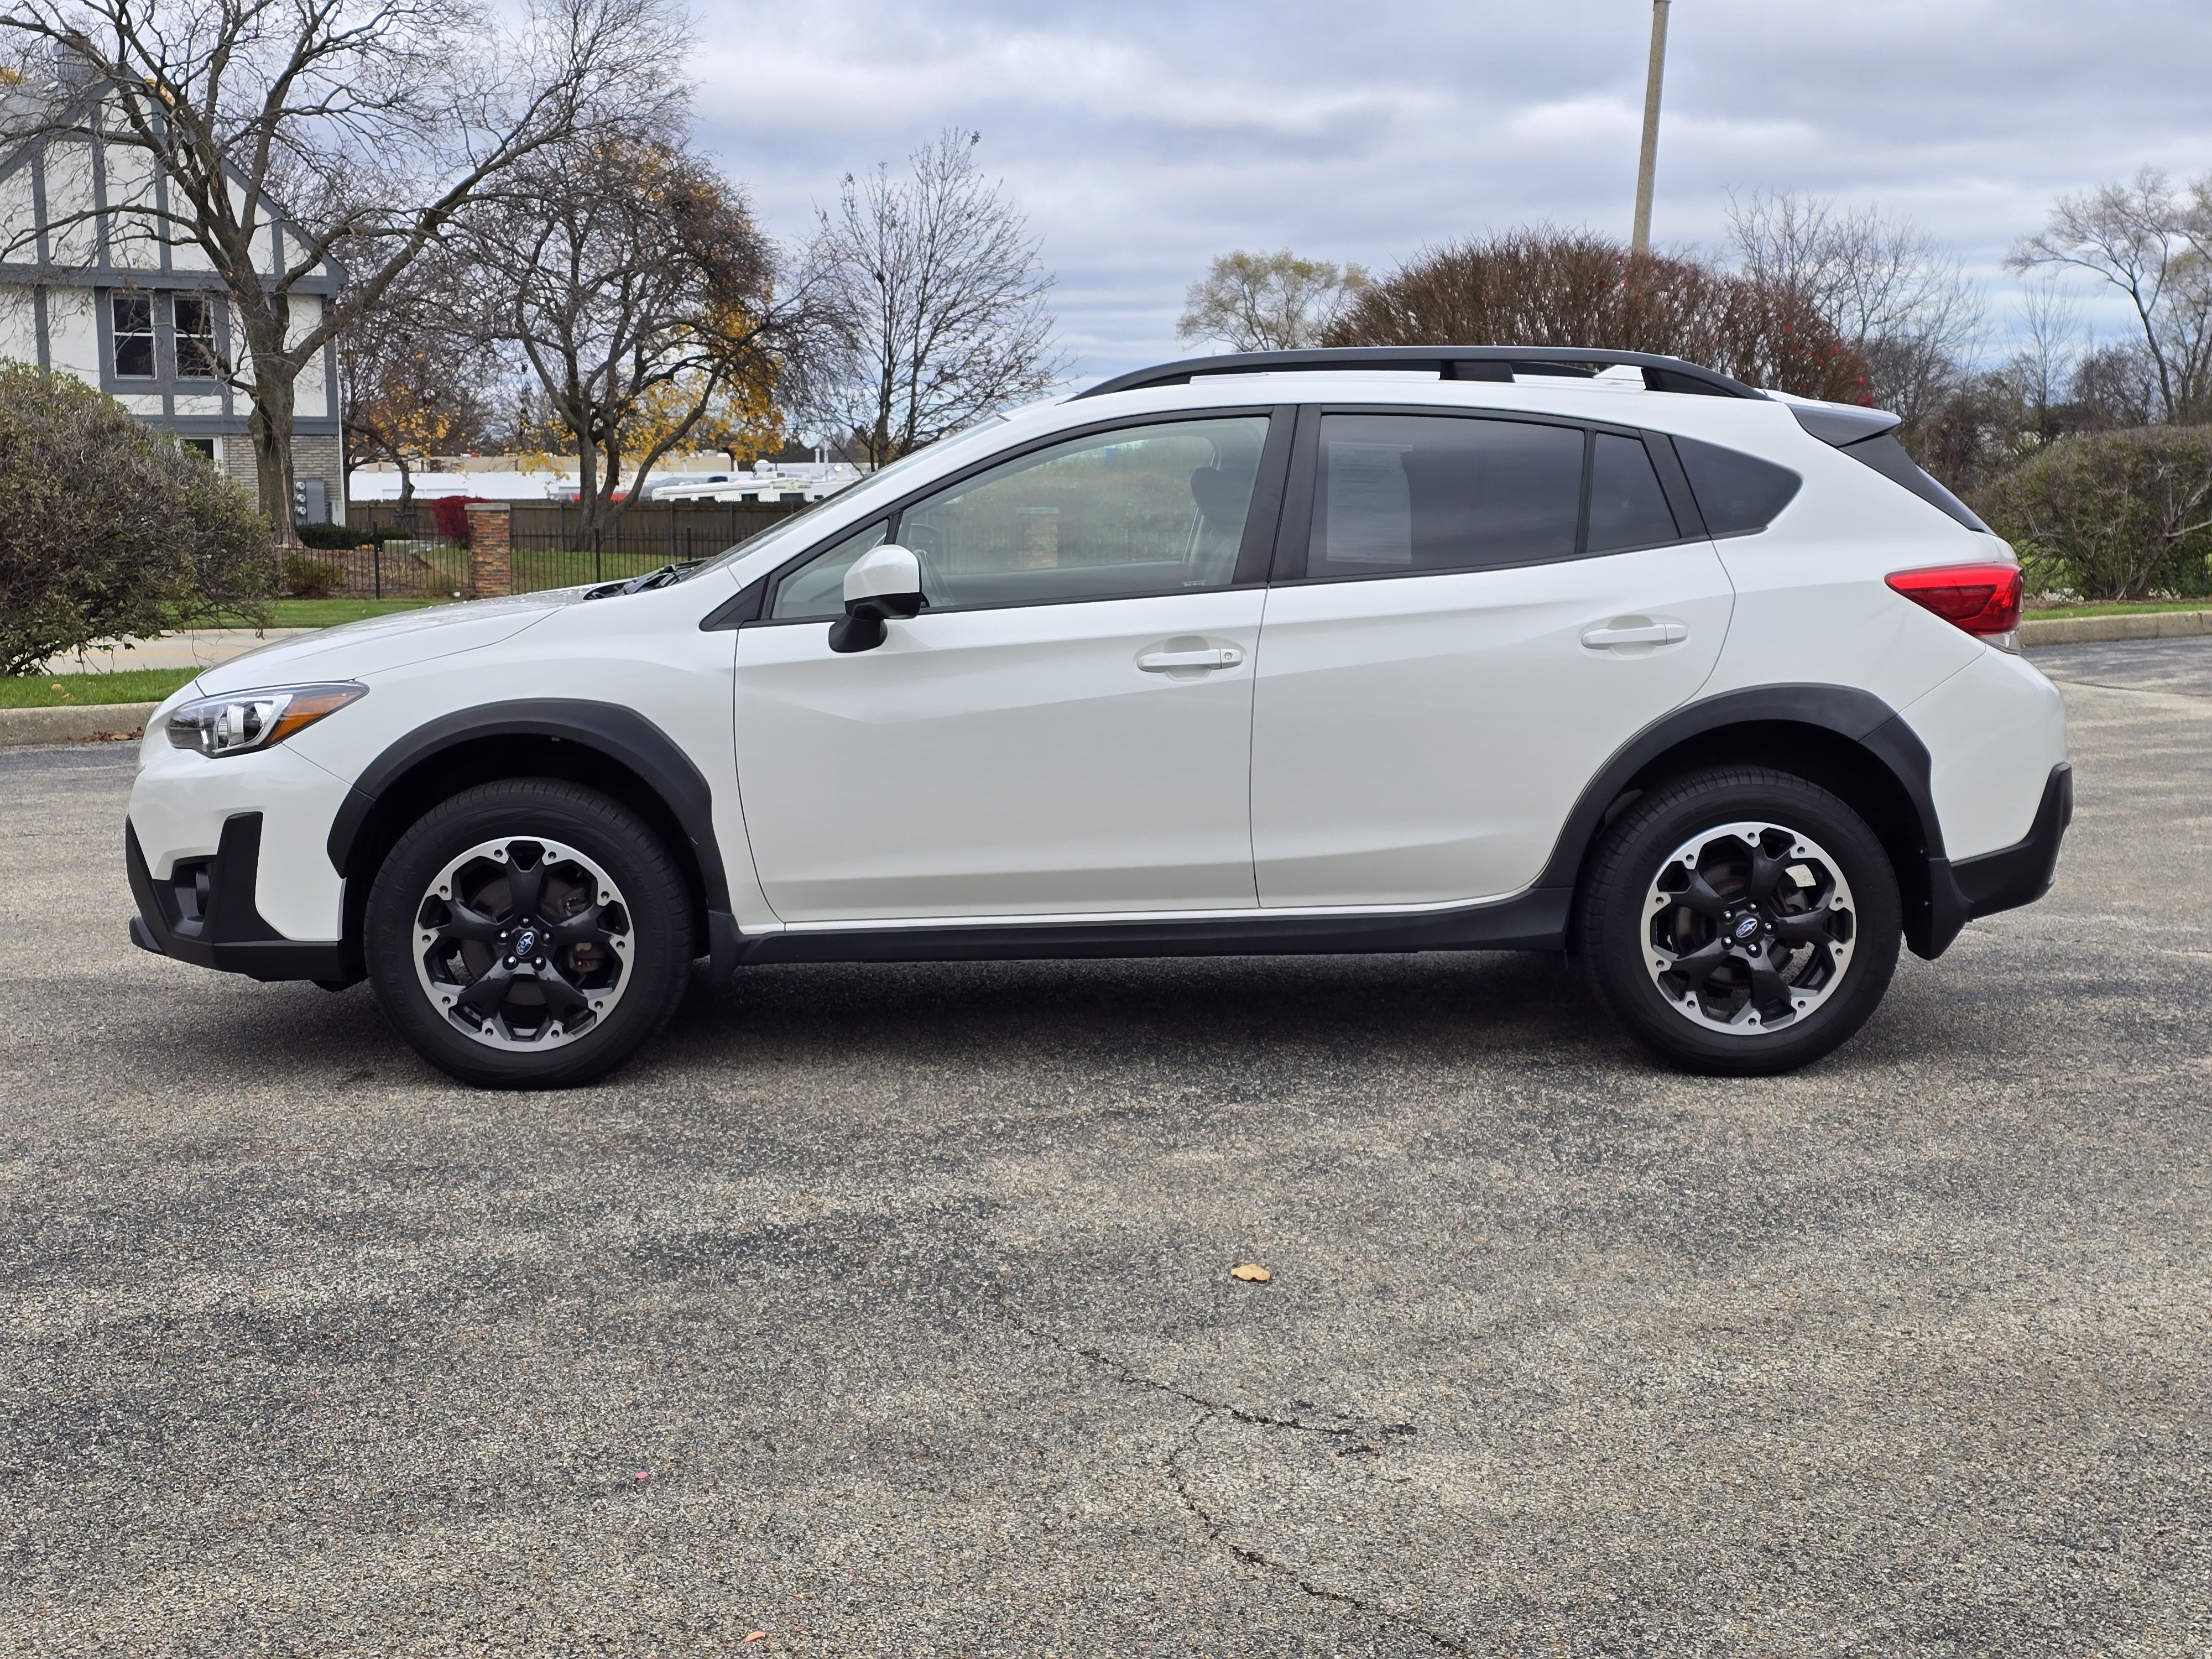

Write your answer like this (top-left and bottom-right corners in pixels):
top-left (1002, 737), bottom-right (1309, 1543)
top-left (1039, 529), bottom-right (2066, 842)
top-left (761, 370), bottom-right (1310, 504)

top-left (1980, 426), bottom-right (2212, 601)
top-left (282, 552), bottom-right (345, 598)
top-left (0, 362), bottom-right (278, 675)
top-left (296, 521), bottom-right (371, 550)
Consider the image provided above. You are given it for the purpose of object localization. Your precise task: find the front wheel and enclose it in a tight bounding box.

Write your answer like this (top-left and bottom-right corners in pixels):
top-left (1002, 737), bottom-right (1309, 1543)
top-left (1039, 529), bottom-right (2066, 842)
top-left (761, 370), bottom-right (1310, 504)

top-left (364, 779), bottom-right (693, 1088)
top-left (1575, 767), bottom-right (1902, 1076)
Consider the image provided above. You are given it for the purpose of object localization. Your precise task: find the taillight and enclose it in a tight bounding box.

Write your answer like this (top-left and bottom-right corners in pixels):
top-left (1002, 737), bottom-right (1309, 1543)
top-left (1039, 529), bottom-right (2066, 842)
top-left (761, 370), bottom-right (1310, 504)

top-left (1886, 562), bottom-right (2023, 648)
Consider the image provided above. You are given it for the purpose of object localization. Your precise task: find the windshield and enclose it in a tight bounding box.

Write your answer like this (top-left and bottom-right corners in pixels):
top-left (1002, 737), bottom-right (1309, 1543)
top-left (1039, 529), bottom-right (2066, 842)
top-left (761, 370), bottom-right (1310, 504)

top-left (674, 440), bottom-right (985, 582)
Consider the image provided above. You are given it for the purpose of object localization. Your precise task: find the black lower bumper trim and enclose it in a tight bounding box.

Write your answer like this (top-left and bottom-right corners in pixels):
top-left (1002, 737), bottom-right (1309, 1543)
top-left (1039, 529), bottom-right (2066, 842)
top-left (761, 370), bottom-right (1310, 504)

top-left (1915, 762), bottom-right (2073, 959)
top-left (127, 815), bottom-right (354, 984)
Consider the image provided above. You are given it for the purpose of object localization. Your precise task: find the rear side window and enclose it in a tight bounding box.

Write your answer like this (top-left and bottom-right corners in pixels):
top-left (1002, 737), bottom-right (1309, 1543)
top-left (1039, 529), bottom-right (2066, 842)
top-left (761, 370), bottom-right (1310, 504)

top-left (1674, 436), bottom-right (1802, 536)
top-left (1587, 434), bottom-right (1679, 554)
top-left (1305, 414), bottom-right (1583, 577)
top-left (1839, 432), bottom-right (1990, 531)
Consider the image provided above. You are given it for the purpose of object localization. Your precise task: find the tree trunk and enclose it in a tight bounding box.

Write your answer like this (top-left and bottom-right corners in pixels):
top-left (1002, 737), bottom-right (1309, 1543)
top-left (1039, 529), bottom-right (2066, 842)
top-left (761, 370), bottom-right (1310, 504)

top-left (248, 367), bottom-right (302, 549)
top-left (397, 455), bottom-right (415, 507)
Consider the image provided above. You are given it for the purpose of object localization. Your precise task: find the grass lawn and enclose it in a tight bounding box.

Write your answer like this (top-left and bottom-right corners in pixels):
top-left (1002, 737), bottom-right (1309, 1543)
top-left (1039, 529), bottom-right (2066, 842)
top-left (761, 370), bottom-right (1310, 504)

top-left (2025, 598), bottom-right (2212, 619)
top-left (0, 668), bottom-right (200, 709)
top-left (227, 597), bottom-right (456, 628)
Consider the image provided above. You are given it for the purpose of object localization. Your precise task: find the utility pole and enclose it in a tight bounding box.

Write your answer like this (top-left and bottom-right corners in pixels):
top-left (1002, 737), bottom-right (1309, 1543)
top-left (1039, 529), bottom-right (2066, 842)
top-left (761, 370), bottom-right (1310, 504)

top-left (1631, 0), bottom-right (1671, 254)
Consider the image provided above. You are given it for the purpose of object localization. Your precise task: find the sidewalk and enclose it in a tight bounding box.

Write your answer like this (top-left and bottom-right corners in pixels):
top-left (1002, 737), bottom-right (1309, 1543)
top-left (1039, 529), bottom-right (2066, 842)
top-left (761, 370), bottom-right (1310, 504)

top-left (41, 627), bottom-right (319, 675)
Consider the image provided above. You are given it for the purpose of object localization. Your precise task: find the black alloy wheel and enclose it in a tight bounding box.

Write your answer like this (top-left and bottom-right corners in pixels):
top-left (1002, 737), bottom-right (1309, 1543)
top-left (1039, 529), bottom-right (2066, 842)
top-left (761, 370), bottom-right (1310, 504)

top-left (1575, 766), bottom-right (1902, 1075)
top-left (365, 779), bottom-right (693, 1088)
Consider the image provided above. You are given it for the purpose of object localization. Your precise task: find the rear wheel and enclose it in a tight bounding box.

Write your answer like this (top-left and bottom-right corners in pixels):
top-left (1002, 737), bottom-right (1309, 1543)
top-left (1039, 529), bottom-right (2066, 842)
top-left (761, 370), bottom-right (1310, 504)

top-left (365, 779), bottom-right (693, 1088)
top-left (1575, 767), bottom-right (1901, 1075)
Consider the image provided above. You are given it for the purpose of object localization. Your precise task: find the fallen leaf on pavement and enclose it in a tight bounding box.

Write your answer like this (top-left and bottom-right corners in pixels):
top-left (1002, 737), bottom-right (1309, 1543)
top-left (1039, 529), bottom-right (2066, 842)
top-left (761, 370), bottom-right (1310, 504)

top-left (1229, 1263), bottom-right (1271, 1282)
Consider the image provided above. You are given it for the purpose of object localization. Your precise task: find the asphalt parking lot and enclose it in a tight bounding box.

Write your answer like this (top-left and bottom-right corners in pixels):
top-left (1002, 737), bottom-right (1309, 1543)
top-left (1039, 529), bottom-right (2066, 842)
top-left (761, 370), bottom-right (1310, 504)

top-left (3, 640), bottom-right (2209, 1658)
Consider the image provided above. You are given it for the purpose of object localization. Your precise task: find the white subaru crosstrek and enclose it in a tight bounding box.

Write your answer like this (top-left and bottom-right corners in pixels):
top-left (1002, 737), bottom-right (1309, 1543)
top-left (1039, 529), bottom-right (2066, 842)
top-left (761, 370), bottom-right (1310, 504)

top-left (126, 347), bottom-right (2070, 1087)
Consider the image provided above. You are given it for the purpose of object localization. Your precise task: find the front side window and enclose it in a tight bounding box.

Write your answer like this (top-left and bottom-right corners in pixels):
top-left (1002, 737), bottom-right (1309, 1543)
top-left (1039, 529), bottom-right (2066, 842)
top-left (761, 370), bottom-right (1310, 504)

top-left (770, 520), bottom-right (888, 619)
top-left (173, 294), bottom-right (219, 379)
top-left (111, 292), bottom-right (154, 378)
top-left (1303, 414), bottom-right (1584, 578)
top-left (895, 416), bottom-right (1269, 609)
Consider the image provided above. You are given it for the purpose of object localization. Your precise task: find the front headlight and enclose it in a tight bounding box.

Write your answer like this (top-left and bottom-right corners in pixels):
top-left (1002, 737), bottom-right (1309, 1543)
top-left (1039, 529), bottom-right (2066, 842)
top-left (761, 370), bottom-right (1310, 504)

top-left (165, 682), bottom-right (367, 758)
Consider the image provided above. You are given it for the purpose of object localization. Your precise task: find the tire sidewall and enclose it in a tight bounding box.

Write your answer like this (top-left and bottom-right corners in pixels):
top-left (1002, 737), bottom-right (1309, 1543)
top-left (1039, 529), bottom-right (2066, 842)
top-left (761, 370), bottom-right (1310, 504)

top-left (365, 781), bottom-right (692, 1088)
top-left (1582, 772), bottom-right (1901, 1074)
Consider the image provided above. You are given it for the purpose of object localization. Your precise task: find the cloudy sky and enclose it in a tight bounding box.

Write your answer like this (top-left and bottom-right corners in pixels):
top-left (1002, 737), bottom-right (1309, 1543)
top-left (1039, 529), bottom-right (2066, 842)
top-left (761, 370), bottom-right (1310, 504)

top-left (689, 0), bottom-right (2212, 384)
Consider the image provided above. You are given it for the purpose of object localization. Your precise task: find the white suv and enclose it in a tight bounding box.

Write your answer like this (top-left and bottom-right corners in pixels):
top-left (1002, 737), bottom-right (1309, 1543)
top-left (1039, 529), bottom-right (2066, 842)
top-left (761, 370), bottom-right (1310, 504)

top-left (126, 347), bottom-right (2070, 1086)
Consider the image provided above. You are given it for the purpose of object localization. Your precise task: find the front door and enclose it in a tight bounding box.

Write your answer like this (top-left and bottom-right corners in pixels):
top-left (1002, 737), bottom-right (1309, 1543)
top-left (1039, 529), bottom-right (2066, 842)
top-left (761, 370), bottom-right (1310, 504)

top-left (736, 413), bottom-right (1281, 923)
top-left (1250, 412), bottom-right (1735, 907)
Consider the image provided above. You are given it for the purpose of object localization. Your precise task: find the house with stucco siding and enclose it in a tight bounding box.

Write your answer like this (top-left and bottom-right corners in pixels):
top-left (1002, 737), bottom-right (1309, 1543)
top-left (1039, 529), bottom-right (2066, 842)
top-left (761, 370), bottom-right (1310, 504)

top-left (0, 114), bottom-right (345, 523)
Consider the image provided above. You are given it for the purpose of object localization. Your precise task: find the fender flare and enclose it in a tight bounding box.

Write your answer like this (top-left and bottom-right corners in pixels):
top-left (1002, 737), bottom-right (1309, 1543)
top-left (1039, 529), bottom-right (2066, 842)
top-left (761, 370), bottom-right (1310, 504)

top-left (1531, 683), bottom-right (1965, 956)
top-left (325, 700), bottom-right (735, 965)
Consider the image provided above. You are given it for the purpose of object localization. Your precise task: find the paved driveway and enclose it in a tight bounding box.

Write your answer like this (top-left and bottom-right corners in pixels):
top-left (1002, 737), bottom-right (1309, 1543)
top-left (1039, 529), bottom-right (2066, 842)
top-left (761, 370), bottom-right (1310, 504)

top-left (3, 644), bottom-right (2208, 1657)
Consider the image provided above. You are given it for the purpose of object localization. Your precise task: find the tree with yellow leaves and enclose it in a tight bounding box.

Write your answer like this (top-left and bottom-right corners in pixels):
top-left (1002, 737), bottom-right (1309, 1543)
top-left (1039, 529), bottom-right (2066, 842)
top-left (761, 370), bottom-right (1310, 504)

top-left (461, 128), bottom-right (792, 543)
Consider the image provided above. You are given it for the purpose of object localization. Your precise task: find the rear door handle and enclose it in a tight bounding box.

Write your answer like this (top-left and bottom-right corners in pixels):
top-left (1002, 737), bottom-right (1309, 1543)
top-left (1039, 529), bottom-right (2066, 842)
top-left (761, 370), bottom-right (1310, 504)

top-left (1137, 646), bottom-right (1244, 672)
top-left (1580, 619), bottom-right (1688, 650)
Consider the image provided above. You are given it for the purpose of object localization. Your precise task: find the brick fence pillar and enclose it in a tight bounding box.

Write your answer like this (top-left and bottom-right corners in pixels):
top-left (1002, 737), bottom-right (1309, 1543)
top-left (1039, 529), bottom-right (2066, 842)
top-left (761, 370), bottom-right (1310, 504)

top-left (464, 503), bottom-right (513, 598)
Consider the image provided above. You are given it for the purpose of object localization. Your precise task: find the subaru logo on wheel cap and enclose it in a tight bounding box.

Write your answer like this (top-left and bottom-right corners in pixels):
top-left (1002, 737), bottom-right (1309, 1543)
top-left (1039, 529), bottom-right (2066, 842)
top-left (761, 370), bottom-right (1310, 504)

top-left (513, 928), bottom-right (540, 957)
top-left (1733, 915), bottom-right (1761, 941)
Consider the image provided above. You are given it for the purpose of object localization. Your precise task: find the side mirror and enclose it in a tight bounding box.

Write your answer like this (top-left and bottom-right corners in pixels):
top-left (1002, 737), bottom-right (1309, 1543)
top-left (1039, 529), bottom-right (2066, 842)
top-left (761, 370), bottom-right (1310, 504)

top-left (829, 544), bottom-right (924, 654)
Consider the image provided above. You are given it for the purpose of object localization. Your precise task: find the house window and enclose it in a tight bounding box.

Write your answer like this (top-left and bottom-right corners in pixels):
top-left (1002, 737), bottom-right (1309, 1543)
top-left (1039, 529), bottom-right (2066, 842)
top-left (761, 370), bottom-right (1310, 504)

top-left (180, 438), bottom-right (215, 460)
top-left (111, 292), bottom-right (155, 378)
top-left (173, 295), bottom-right (219, 379)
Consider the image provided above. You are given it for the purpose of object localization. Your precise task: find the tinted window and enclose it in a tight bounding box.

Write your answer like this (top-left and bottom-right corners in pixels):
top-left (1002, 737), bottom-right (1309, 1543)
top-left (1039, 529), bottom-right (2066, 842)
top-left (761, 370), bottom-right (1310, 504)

top-left (770, 520), bottom-right (888, 619)
top-left (897, 416), bottom-right (1267, 609)
top-left (1674, 436), bottom-right (1802, 536)
top-left (1305, 415), bottom-right (1583, 578)
top-left (1840, 432), bottom-right (1989, 531)
top-left (1587, 433), bottom-right (1679, 554)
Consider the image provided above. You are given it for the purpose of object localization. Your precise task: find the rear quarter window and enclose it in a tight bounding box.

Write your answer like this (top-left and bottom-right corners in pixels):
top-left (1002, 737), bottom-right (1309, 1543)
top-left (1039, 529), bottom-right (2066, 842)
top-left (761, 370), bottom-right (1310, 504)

top-left (1674, 436), bottom-right (1802, 537)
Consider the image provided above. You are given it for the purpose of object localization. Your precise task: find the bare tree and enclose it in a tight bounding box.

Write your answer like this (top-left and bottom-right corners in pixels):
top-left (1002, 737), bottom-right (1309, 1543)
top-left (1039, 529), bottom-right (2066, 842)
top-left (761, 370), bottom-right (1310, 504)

top-left (801, 129), bottom-right (1062, 467)
top-left (0, 0), bottom-right (688, 541)
top-left (338, 254), bottom-right (493, 507)
top-left (1726, 191), bottom-right (1983, 425)
top-left (2008, 168), bottom-right (2212, 423)
top-left (2011, 273), bottom-right (2083, 424)
top-left (462, 130), bottom-right (783, 544)
top-left (1177, 249), bottom-right (1369, 352)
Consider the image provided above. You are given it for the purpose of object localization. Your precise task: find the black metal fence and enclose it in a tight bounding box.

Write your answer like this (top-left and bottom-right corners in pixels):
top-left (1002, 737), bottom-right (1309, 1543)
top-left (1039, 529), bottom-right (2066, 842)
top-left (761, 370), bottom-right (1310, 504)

top-left (309, 499), bottom-right (817, 597)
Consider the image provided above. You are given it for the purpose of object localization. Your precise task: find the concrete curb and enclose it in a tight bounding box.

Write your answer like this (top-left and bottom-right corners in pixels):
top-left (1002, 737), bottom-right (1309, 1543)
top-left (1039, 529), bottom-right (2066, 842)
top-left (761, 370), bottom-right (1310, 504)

top-left (0, 702), bottom-right (158, 747)
top-left (2023, 610), bottom-right (2212, 647)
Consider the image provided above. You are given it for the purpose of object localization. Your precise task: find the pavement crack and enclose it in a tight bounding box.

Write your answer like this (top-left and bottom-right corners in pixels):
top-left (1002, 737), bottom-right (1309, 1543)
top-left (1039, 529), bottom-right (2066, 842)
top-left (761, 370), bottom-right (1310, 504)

top-left (1015, 1319), bottom-right (1468, 1656)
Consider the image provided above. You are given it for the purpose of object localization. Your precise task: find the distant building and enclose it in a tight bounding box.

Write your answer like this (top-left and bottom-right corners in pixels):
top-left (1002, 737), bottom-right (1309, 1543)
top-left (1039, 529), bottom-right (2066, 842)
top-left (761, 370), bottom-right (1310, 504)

top-left (0, 113), bottom-right (345, 523)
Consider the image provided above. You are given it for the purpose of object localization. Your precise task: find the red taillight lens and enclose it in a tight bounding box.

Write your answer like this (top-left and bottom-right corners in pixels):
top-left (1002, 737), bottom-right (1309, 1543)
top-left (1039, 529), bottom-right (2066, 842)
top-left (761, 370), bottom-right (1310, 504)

top-left (1885, 562), bottom-right (2023, 638)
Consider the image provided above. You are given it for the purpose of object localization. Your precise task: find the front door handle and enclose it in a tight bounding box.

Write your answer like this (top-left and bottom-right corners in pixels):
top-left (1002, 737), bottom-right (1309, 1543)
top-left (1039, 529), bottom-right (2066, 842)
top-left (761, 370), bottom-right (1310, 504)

top-left (1580, 618), bottom-right (1688, 650)
top-left (1137, 646), bottom-right (1244, 672)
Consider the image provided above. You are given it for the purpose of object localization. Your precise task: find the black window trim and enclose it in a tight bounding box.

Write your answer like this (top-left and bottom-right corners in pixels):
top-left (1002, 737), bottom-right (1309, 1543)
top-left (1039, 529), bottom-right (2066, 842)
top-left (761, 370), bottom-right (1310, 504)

top-left (1269, 402), bottom-right (1711, 589)
top-left (726, 404), bottom-right (1296, 629)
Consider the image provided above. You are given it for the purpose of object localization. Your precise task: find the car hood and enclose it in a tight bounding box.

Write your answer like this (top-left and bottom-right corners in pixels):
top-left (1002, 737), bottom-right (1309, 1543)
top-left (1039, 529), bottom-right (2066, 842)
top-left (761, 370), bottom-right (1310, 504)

top-left (192, 592), bottom-right (579, 694)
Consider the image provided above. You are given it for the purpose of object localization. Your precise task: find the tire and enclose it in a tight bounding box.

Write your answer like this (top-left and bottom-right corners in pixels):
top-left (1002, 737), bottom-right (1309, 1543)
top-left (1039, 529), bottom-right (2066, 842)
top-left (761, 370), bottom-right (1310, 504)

top-left (1574, 766), bottom-right (1902, 1076)
top-left (364, 779), bottom-right (693, 1089)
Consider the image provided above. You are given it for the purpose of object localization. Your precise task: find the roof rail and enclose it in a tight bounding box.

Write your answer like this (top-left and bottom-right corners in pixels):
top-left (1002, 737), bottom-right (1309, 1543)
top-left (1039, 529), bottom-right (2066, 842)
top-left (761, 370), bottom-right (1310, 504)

top-left (1074, 345), bottom-right (1772, 402)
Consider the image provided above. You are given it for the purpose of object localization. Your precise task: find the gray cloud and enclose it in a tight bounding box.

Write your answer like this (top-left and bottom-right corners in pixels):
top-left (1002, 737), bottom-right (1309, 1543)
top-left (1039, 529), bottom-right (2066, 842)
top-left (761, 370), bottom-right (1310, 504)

top-left (690, 0), bottom-right (2212, 378)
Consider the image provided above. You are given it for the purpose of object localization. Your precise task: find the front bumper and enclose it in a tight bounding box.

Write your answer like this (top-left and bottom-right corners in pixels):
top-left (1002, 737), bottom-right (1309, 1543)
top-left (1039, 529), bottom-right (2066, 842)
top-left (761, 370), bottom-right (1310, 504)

top-left (127, 813), bottom-right (353, 983)
top-left (1917, 762), bottom-right (2073, 957)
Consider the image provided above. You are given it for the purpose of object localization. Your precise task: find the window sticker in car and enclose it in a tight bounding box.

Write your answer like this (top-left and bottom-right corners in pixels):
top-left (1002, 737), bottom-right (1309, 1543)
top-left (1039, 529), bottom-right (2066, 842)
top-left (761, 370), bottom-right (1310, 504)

top-left (1325, 443), bottom-right (1415, 565)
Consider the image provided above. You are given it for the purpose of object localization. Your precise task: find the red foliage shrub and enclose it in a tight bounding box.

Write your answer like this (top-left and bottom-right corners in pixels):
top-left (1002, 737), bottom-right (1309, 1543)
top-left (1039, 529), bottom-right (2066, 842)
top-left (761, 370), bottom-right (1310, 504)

top-left (429, 494), bottom-right (489, 545)
top-left (1324, 229), bottom-right (1874, 404)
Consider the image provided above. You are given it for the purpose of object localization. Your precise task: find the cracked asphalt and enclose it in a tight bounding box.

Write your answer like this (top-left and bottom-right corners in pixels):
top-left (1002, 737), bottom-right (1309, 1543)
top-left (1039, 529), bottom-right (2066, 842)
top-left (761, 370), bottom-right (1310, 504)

top-left (3, 639), bottom-right (2209, 1657)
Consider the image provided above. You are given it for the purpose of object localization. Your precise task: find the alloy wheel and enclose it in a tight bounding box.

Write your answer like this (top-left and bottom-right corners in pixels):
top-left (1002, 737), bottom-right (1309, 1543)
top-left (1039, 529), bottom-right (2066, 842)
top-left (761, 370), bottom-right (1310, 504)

top-left (410, 837), bottom-right (633, 1050)
top-left (1642, 820), bottom-right (1857, 1036)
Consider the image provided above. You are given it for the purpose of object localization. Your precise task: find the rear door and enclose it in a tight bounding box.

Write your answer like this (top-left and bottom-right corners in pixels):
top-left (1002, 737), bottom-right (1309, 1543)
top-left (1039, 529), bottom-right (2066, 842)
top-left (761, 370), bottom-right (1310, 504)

top-left (1249, 408), bottom-right (1734, 907)
top-left (735, 411), bottom-right (1286, 923)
